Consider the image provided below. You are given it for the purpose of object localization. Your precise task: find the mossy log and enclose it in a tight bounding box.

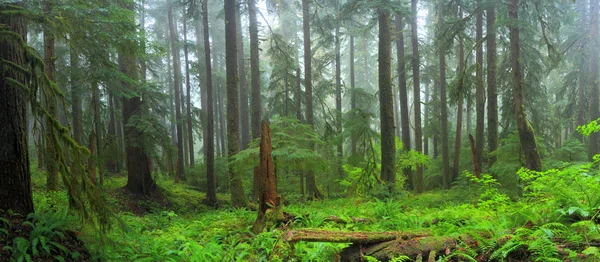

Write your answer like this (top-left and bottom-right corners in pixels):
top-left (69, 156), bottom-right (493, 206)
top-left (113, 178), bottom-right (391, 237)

top-left (283, 229), bottom-right (423, 244)
top-left (325, 215), bottom-right (372, 224)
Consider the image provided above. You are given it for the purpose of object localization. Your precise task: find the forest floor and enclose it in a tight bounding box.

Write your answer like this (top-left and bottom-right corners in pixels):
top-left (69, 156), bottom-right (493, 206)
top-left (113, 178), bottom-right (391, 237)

top-left (3, 166), bottom-right (600, 261)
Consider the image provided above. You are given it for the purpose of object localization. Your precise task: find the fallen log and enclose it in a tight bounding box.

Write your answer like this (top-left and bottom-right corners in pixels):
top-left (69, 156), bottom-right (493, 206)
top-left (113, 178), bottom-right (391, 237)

top-left (325, 215), bottom-right (372, 224)
top-left (283, 229), bottom-right (418, 244)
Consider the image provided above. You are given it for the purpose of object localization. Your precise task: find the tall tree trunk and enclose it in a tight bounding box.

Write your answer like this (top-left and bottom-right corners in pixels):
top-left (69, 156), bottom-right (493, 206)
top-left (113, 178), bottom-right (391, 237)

top-left (452, 4), bottom-right (465, 182)
top-left (588, 0), bottom-right (600, 160)
top-left (225, 0), bottom-right (249, 208)
top-left (438, 0), bottom-right (449, 189)
top-left (91, 67), bottom-right (103, 185)
top-left (428, 82), bottom-right (434, 157)
top-left (335, 0), bottom-right (343, 179)
top-left (217, 81), bottom-right (226, 157)
top-left (577, 0), bottom-right (589, 143)
top-left (0, 3), bottom-right (34, 214)
top-left (107, 91), bottom-right (118, 173)
top-left (379, 4), bottom-right (396, 191)
top-left (44, 0), bottom-right (60, 191)
top-left (302, 0), bottom-right (323, 200)
top-left (202, 0), bottom-right (217, 206)
top-left (115, 95), bottom-right (124, 173)
top-left (120, 0), bottom-right (156, 195)
top-left (509, 0), bottom-right (542, 171)
top-left (411, 0), bottom-right (424, 193)
top-left (237, 2), bottom-right (251, 150)
top-left (396, 13), bottom-right (412, 190)
top-left (70, 50), bottom-right (82, 145)
top-left (475, 0), bottom-right (485, 172)
top-left (296, 67), bottom-right (303, 121)
top-left (183, 14), bottom-right (195, 166)
top-left (167, 37), bottom-right (177, 146)
top-left (249, 0), bottom-right (261, 139)
top-left (167, 0), bottom-right (184, 180)
top-left (487, 1), bottom-right (498, 167)
top-left (350, 35), bottom-right (357, 156)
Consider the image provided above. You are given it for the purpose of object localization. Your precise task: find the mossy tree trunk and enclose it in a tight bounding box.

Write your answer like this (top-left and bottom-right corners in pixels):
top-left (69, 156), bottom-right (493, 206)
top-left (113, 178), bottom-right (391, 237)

top-left (509, 0), bottom-right (542, 171)
top-left (226, 0), bottom-right (249, 208)
top-left (0, 3), bottom-right (34, 214)
top-left (395, 13), bottom-right (412, 190)
top-left (475, 0), bottom-right (485, 174)
top-left (486, 1), bottom-right (498, 167)
top-left (44, 0), bottom-right (60, 192)
top-left (378, 3), bottom-right (396, 191)
top-left (167, 0), bottom-right (185, 181)
top-left (120, 0), bottom-right (156, 195)
top-left (237, 2), bottom-right (250, 150)
top-left (249, 0), bottom-right (261, 140)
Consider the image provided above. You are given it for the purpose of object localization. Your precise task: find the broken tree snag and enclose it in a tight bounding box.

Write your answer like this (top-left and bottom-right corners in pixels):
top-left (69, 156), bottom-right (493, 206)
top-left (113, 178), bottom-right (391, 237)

top-left (340, 235), bottom-right (468, 262)
top-left (468, 134), bottom-right (481, 178)
top-left (252, 120), bottom-right (284, 233)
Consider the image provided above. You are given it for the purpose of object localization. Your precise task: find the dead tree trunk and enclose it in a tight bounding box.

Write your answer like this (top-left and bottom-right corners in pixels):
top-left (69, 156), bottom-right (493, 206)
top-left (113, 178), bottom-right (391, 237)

top-left (252, 120), bottom-right (283, 233)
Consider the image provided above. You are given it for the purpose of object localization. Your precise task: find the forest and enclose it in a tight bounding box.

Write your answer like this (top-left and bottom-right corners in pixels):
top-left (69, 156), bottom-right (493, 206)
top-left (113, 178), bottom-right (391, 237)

top-left (2, 0), bottom-right (600, 261)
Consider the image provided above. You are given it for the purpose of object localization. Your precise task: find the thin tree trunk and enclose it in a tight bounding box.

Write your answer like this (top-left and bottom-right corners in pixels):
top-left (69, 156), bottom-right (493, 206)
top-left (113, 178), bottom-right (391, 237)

top-left (303, 0), bottom-right (323, 200)
top-left (70, 50), bottom-right (82, 145)
top-left (0, 4), bottom-right (34, 214)
top-left (475, 0), bottom-right (485, 171)
top-left (225, 0), bottom-right (249, 208)
top-left (425, 82), bottom-right (431, 157)
top-left (509, 0), bottom-right (542, 171)
top-left (91, 69), bottom-right (103, 185)
top-left (249, 0), bottom-right (261, 139)
top-left (202, 0), bottom-right (217, 206)
top-left (350, 35), bottom-right (357, 156)
top-left (237, 2), bottom-right (251, 150)
top-left (396, 14), bottom-right (412, 190)
top-left (487, 1), bottom-right (498, 167)
top-left (218, 81), bottom-right (226, 157)
top-left (183, 14), bottom-right (195, 166)
top-left (411, 0), bottom-right (424, 193)
top-left (167, 0), bottom-right (185, 180)
top-left (452, 4), bottom-right (465, 182)
top-left (438, 0), bottom-right (449, 189)
top-left (335, 0), bottom-right (343, 179)
top-left (296, 67), bottom-right (303, 121)
top-left (588, 0), bottom-right (600, 160)
top-left (577, 0), bottom-right (588, 143)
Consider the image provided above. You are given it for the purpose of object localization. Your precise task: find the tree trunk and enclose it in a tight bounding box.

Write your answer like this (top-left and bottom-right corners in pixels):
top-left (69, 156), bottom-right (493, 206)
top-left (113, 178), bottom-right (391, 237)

top-left (202, 0), bottom-right (217, 206)
top-left (302, 0), bottom-right (324, 200)
top-left (167, 0), bottom-right (185, 180)
top-left (486, 1), bottom-right (498, 167)
top-left (237, 2), bottom-right (251, 150)
top-left (0, 5), bottom-right (34, 214)
top-left (120, 0), bottom-right (156, 195)
top-left (378, 4), bottom-right (396, 191)
top-left (252, 120), bottom-right (283, 233)
top-left (335, 0), bottom-right (343, 179)
top-left (88, 131), bottom-right (97, 184)
top-left (44, 0), bottom-right (60, 192)
top-left (217, 81), bottom-right (227, 157)
top-left (183, 14), bottom-right (195, 166)
top-left (249, 0), bottom-right (262, 139)
top-left (475, 0), bottom-right (485, 170)
top-left (509, 0), bottom-right (542, 171)
top-left (411, 0), bottom-right (423, 193)
top-left (296, 67), bottom-right (303, 121)
top-left (70, 50), bottom-right (82, 145)
top-left (396, 13), bottom-right (412, 190)
top-left (588, 0), bottom-right (600, 160)
top-left (226, 0), bottom-right (249, 208)
top-left (452, 5), bottom-right (465, 182)
top-left (438, 0), bottom-right (449, 189)
top-left (577, 0), bottom-right (588, 143)
top-left (350, 35), bottom-right (357, 156)
top-left (107, 91), bottom-right (118, 173)
top-left (91, 75), bottom-right (102, 185)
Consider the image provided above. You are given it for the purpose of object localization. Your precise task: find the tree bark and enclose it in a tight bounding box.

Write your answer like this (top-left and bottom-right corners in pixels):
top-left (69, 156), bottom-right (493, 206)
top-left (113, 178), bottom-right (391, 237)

top-left (475, 0), bottom-right (485, 171)
top-left (378, 4), bottom-right (396, 191)
top-left (249, 0), bottom-right (262, 139)
top-left (237, 2), bottom-right (251, 150)
top-left (335, 0), bottom-right (343, 179)
top-left (120, 0), bottom-right (156, 195)
top-left (350, 36), bottom-right (357, 156)
top-left (70, 50), bottom-right (82, 145)
top-left (588, 0), bottom-right (600, 160)
top-left (509, 0), bottom-right (542, 171)
top-left (438, 1), bottom-right (449, 189)
top-left (411, 0), bottom-right (424, 193)
top-left (201, 0), bottom-right (217, 206)
top-left (486, 1), bottom-right (498, 167)
top-left (396, 14), bottom-right (412, 190)
top-left (452, 4), bottom-right (465, 182)
top-left (302, 0), bottom-right (324, 200)
top-left (0, 4), bottom-right (34, 214)
top-left (577, 0), bottom-right (588, 143)
top-left (167, 0), bottom-right (185, 180)
top-left (296, 67), bottom-right (303, 121)
top-left (226, 0), bottom-right (249, 208)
